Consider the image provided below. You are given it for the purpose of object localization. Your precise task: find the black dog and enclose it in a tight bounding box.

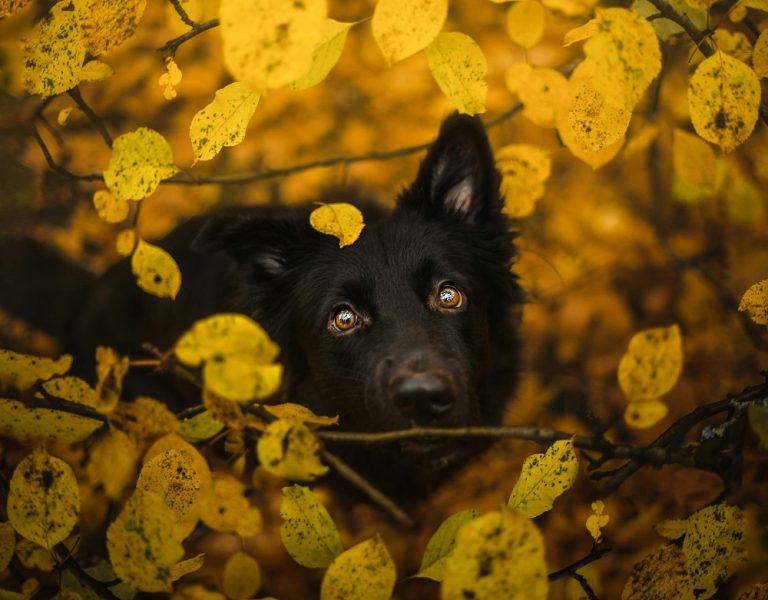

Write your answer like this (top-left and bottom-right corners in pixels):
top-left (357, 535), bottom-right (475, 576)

top-left (6, 114), bottom-right (523, 499)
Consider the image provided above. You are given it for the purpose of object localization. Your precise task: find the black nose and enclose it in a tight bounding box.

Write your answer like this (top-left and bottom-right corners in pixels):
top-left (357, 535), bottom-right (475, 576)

top-left (391, 373), bottom-right (455, 423)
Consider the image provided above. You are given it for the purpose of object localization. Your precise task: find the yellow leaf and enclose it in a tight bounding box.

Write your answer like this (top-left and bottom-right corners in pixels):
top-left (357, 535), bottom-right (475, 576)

top-left (624, 398), bottom-right (669, 429)
top-left (159, 57), bottom-right (182, 101)
top-left (519, 67), bottom-right (568, 127)
top-left (372, 0), bottom-right (448, 64)
top-left (508, 439), bottom-right (579, 517)
top-left (110, 396), bottom-right (180, 444)
top-left (618, 324), bottom-right (683, 401)
top-left (106, 490), bottom-right (185, 592)
top-left (415, 509), bottom-right (479, 581)
top-left (747, 405), bottom-right (768, 450)
top-left (222, 552), bottom-right (261, 599)
top-left (563, 19), bottom-right (597, 46)
top-left (320, 535), bottom-right (396, 600)
top-left (672, 128), bottom-right (719, 192)
top-left (200, 473), bottom-right (262, 537)
top-left (220, 0), bottom-right (326, 92)
top-left (265, 403), bottom-right (338, 426)
top-left (174, 313), bottom-right (282, 401)
top-left (57, 107), bottom-right (73, 126)
top-left (93, 346), bottom-right (129, 414)
top-left (171, 584), bottom-right (227, 600)
top-left (723, 163), bottom-right (764, 223)
top-left (569, 133), bottom-right (625, 169)
top-left (442, 509), bottom-right (548, 600)
top-left (0, 350), bottom-right (72, 392)
top-left (754, 29), bottom-right (768, 78)
top-left (0, 398), bottom-right (102, 444)
top-left (8, 448), bottom-right (80, 549)
top-left (179, 411), bottom-right (225, 443)
top-left (655, 518), bottom-right (688, 540)
top-left (257, 419), bottom-right (328, 481)
top-left (543, 0), bottom-right (596, 17)
top-left (0, 0), bottom-right (31, 18)
top-left (688, 52), bottom-right (761, 153)
top-left (79, 59), bottom-right (113, 83)
top-left (93, 189), bottom-right (129, 224)
top-left (23, 0), bottom-right (86, 97)
top-left (504, 62), bottom-right (533, 94)
top-left (116, 229), bottom-right (136, 256)
top-left (586, 500), bottom-right (609, 542)
top-left (15, 538), bottom-right (55, 571)
top-left (81, 0), bottom-right (146, 56)
top-left (85, 427), bottom-right (139, 500)
top-left (104, 128), bottom-right (178, 201)
top-left (280, 485), bottom-right (343, 568)
top-left (309, 202), bottom-right (365, 248)
top-left (131, 239), bottom-right (182, 299)
top-left (621, 544), bottom-right (689, 600)
top-left (682, 504), bottom-right (746, 597)
top-left (712, 29), bottom-right (753, 63)
top-left (739, 279), bottom-right (768, 325)
top-left (623, 124), bottom-right (658, 158)
top-left (170, 553), bottom-right (205, 582)
top-left (506, 1), bottom-right (546, 49)
top-left (425, 32), bottom-right (487, 115)
top-left (43, 376), bottom-right (97, 408)
top-left (0, 522), bottom-right (15, 572)
top-left (290, 19), bottom-right (354, 91)
top-left (189, 82), bottom-right (260, 163)
top-left (496, 144), bottom-right (551, 218)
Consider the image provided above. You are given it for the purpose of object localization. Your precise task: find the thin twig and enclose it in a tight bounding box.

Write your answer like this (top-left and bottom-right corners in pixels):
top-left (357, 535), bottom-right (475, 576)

top-left (67, 88), bottom-right (113, 148)
top-left (157, 18), bottom-right (219, 55)
top-left (53, 543), bottom-right (122, 600)
top-left (548, 543), bottom-right (611, 582)
top-left (31, 127), bottom-right (102, 182)
top-left (168, 0), bottom-right (199, 28)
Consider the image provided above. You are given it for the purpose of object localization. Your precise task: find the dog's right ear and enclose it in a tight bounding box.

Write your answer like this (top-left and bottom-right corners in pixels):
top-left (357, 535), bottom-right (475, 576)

top-left (193, 213), bottom-right (303, 280)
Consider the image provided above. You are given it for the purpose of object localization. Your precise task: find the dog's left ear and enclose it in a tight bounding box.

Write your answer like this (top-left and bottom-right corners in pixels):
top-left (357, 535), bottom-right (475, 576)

top-left (402, 114), bottom-right (501, 225)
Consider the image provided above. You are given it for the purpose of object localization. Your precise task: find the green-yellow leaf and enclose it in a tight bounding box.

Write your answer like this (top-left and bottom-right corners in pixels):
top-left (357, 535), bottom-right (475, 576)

top-left (738, 279), bottom-right (768, 325)
top-left (655, 518), bottom-right (688, 540)
top-left (0, 398), bottom-right (102, 444)
top-left (622, 544), bottom-right (689, 600)
top-left (672, 128), bottom-right (719, 192)
top-left (43, 375), bottom-right (97, 408)
top-left (747, 404), bottom-right (768, 450)
top-left (0, 350), bottom-right (72, 392)
top-left (8, 448), bottom-right (80, 549)
top-left (93, 189), bottom-right (130, 223)
top-left (81, 0), bottom-right (147, 56)
top-left (320, 535), bottom-right (395, 600)
top-left (508, 439), bottom-right (579, 517)
top-left (415, 508), bottom-right (479, 581)
top-left (103, 128), bottom-right (178, 201)
top-left (220, 0), bottom-right (326, 92)
top-left (682, 504), bottom-right (746, 597)
top-left (23, 0), bottom-right (86, 97)
top-left (190, 82), bottom-right (260, 163)
top-left (688, 52), bottom-right (761, 153)
top-left (618, 324), bottom-right (683, 400)
top-left (174, 313), bottom-right (282, 401)
top-left (0, 522), bottom-right (15, 572)
top-left (754, 29), bottom-right (768, 78)
top-left (442, 509), bottom-right (548, 600)
top-left (222, 552), bottom-right (261, 599)
top-left (506, 1), bottom-right (546, 49)
top-left (131, 239), bottom-right (182, 299)
top-left (372, 0), bottom-right (448, 64)
top-left (106, 490), bottom-right (185, 593)
top-left (290, 19), bottom-right (354, 91)
top-left (425, 32), bottom-right (487, 115)
top-left (79, 59), bottom-right (114, 83)
top-left (280, 485), bottom-right (343, 568)
top-left (200, 472), bottom-right (262, 537)
top-left (309, 203), bottom-right (365, 248)
top-left (179, 411), bottom-right (225, 443)
top-left (257, 419), bottom-right (328, 481)
top-left (496, 144), bottom-right (551, 218)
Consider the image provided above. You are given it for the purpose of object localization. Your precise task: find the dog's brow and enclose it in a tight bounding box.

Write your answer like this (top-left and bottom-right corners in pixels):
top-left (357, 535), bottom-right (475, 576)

top-left (338, 277), bottom-right (376, 308)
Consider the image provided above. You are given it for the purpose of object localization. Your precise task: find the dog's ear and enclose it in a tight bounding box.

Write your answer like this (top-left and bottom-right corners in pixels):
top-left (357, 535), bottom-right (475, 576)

top-left (403, 114), bottom-right (501, 224)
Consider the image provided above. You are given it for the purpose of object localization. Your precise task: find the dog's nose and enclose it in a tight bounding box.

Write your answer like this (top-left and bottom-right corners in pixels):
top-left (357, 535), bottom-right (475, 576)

top-left (391, 373), bottom-right (455, 423)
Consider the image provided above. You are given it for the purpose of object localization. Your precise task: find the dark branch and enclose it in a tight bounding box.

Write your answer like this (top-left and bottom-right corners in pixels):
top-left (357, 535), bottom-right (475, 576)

top-left (157, 18), bottom-right (219, 55)
top-left (168, 0), bottom-right (199, 28)
top-left (53, 543), bottom-right (122, 600)
top-left (548, 542), bottom-right (610, 599)
top-left (67, 87), bottom-right (113, 148)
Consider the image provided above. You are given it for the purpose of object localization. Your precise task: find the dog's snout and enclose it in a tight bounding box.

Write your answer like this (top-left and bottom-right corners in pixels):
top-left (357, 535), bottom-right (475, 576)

top-left (391, 372), bottom-right (455, 423)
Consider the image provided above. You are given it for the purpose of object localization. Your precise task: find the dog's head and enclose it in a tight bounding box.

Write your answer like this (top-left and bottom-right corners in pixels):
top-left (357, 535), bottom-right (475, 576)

top-left (198, 115), bottom-right (522, 487)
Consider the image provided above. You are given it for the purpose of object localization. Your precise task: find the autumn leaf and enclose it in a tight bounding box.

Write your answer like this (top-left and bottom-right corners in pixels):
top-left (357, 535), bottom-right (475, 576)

top-left (265, 403), bottom-right (339, 426)
top-left (0, 398), bottom-right (103, 444)
top-left (586, 500), bottom-right (609, 542)
top-left (655, 518), bottom-right (688, 540)
top-left (43, 375), bottom-right (97, 408)
top-left (85, 427), bottom-right (139, 500)
top-left (159, 57), bottom-right (182, 100)
top-left (179, 411), bottom-right (225, 443)
top-left (0, 522), bottom-right (14, 572)
top-left (23, 0), bottom-right (86, 97)
top-left (171, 553), bottom-right (205, 582)
top-left (754, 29), bottom-right (768, 78)
top-left (748, 405), bottom-right (768, 450)
top-left (506, 1), bottom-right (546, 49)
top-left (563, 18), bottom-right (597, 46)
top-left (290, 19), bottom-right (355, 91)
top-left (508, 439), bottom-right (579, 517)
top-left (280, 485), bottom-right (343, 568)
top-left (219, 0), bottom-right (326, 92)
top-left (624, 398), bottom-right (670, 429)
top-left (15, 538), bottom-right (55, 571)
top-left (309, 203), bottom-right (365, 247)
top-left (425, 32), bottom-right (487, 115)
top-left (189, 82), bottom-right (260, 163)
top-left (0, 350), bottom-right (72, 392)
top-left (496, 144), bottom-right (551, 218)
top-left (8, 448), bottom-right (80, 550)
top-left (518, 67), bottom-right (568, 128)
top-left (93, 189), bottom-right (130, 224)
top-left (738, 279), bottom-right (768, 325)
top-left (504, 61), bottom-right (533, 94)
top-left (688, 52), bottom-right (760, 153)
top-left (131, 239), bottom-right (182, 299)
top-left (618, 324), bottom-right (683, 400)
top-left (257, 419), bottom-right (328, 481)
top-left (93, 346), bottom-right (129, 414)
top-left (442, 509), bottom-right (548, 600)
top-left (0, 0), bottom-right (31, 18)
top-left (320, 535), bottom-right (396, 600)
top-left (622, 544), bottom-right (688, 600)
top-left (415, 508), bottom-right (479, 581)
top-left (672, 128), bottom-right (719, 193)
top-left (81, 0), bottom-right (146, 56)
top-left (79, 59), bottom-right (113, 83)
top-left (372, 0), bottom-right (448, 64)
top-left (110, 396), bottom-right (180, 444)
top-left (116, 229), bottom-right (136, 256)
top-left (222, 552), bottom-right (261, 599)
top-left (200, 473), bottom-right (262, 537)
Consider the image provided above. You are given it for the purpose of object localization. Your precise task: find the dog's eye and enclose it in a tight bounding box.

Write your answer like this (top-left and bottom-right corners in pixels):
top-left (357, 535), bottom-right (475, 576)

top-left (437, 285), bottom-right (463, 309)
top-left (331, 307), bottom-right (358, 332)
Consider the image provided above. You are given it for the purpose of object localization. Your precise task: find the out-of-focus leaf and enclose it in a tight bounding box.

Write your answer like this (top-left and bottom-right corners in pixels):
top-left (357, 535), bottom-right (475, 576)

top-left (622, 544), bottom-right (688, 599)
top-left (754, 29), bottom-right (768, 78)
top-left (0, 522), bottom-right (15, 571)
top-left (110, 396), bottom-right (180, 444)
top-left (170, 554), bottom-right (205, 582)
top-left (8, 448), bottom-right (80, 549)
top-left (672, 128), bottom-right (719, 192)
top-left (257, 419), bottom-right (328, 481)
top-left (93, 189), bottom-right (130, 224)
top-left (86, 427), bottom-right (139, 500)
top-left (116, 229), bottom-right (136, 256)
top-left (442, 509), bottom-right (548, 600)
top-left (618, 324), bottom-right (683, 400)
top-left (712, 29), bottom-right (753, 63)
top-left (159, 57), bottom-right (182, 100)
top-left (200, 473), bottom-right (262, 537)
top-left (519, 67), bottom-right (568, 128)
top-left (586, 500), bottom-right (609, 542)
top-left (748, 405), bottom-right (768, 449)
top-left (79, 59), bottom-right (113, 82)
top-left (81, 0), bottom-right (146, 56)
top-left (290, 19), bottom-right (354, 91)
top-left (320, 535), bottom-right (395, 600)
top-left (506, 0), bottom-right (546, 48)
top-left (179, 411), bottom-right (225, 443)
top-left (280, 485), bottom-right (342, 568)
top-left (43, 376), bottom-right (97, 408)
top-left (563, 19), bottom-right (597, 46)
top-left (624, 398), bottom-right (669, 429)
top-left (265, 403), bottom-right (338, 426)
top-left (414, 508), bottom-right (479, 581)
top-left (309, 203), bottom-right (365, 248)
top-left (496, 144), bottom-right (551, 218)
top-left (739, 279), bottom-right (768, 325)
top-left (131, 239), bottom-right (182, 300)
top-left (15, 538), bottom-right (55, 571)
top-left (222, 552), bottom-right (261, 599)
top-left (0, 0), bottom-right (31, 18)
top-left (656, 518), bottom-right (688, 540)
top-left (425, 32), bottom-right (487, 115)
top-left (93, 346), bottom-right (129, 414)
top-left (372, 0), bottom-right (447, 64)
top-left (0, 350), bottom-right (72, 392)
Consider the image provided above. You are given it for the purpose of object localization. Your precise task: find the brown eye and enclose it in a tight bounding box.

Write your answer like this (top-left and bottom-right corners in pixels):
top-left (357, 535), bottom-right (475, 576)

top-left (437, 285), bottom-right (463, 309)
top-left (331, 307), bottom-right (358, 332)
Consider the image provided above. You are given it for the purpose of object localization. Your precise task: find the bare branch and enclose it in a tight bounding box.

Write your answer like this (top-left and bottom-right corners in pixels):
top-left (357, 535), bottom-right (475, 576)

top-left (167, 0), bottom-right (199, 28)
top-left (548, 542), bottom-right (611, 599)
top-left (157, 18), bottom-right (219, 55)
top-left (67, 87), bottom-right (113, 148)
